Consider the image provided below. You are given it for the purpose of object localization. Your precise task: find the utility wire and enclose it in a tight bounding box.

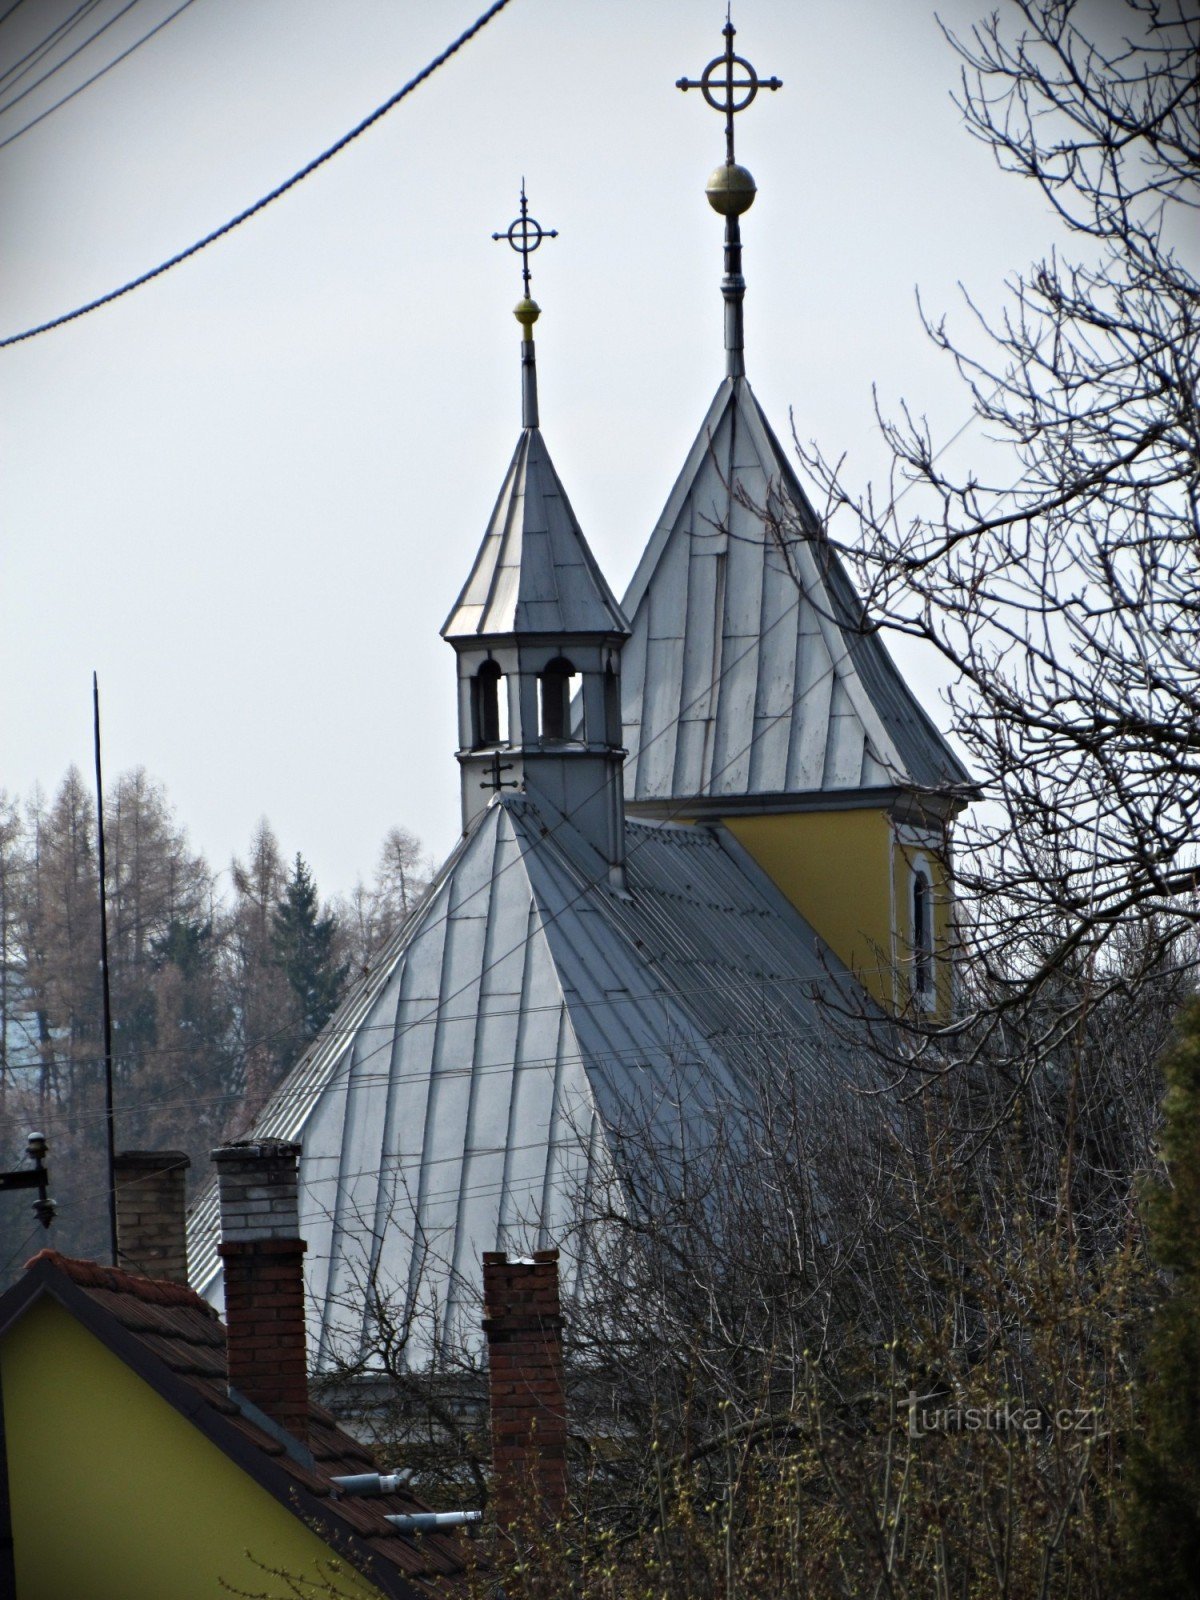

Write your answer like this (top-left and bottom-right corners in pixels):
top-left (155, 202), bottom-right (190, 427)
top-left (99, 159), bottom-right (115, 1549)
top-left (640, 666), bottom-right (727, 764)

top-left (0, 0), bottom-right (102, 92)
top-left (0, 0), bottom-right (142, 116)
top-left (0, 0), bottom-right (517, 347)
top-left (0, 0), bottom-right (198, 149)
top-left (0, 0), bottom-right (30, 29)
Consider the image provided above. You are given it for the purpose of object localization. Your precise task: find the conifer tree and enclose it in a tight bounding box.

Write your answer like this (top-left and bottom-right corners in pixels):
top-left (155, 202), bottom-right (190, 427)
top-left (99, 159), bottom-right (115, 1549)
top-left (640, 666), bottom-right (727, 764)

top-left (1122, 998), bottom-right (1200, 1597)
top-left (272, 854), bottom-right (347, 1044)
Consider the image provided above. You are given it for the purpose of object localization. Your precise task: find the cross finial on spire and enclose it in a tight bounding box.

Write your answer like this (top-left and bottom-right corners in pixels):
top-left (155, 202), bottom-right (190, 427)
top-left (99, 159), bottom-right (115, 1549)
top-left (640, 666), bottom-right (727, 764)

top-left (492, 182), bottom-right (558, 428)
top-left (492, 181), bottom-right (558, 300)
top-left (677, 19), bottom-right (781, 378)
top-left (676, 18), bottom-right (781, 166)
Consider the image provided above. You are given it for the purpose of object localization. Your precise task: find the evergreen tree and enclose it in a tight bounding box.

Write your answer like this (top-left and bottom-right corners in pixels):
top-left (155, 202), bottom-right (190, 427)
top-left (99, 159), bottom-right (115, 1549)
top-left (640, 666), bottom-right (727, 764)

top-left (272, 855), bottom-right (347, 1045)
top-left (1122, 998), bottom-right (1200, 1597)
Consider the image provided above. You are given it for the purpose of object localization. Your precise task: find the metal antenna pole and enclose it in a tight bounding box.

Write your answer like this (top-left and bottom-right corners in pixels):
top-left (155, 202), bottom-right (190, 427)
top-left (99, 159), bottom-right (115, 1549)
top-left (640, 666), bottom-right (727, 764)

top-left (92, 672), bottom-right (119, 1266)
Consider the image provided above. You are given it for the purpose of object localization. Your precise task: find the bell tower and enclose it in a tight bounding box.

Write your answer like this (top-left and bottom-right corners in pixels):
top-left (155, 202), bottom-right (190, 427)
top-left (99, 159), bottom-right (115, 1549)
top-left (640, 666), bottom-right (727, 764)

top-left (442, 187), bottom-right (631, 890)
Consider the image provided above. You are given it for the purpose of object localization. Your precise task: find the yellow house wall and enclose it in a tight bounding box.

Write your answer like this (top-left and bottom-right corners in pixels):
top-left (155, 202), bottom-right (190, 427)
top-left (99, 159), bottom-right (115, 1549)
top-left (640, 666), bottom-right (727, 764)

top-left (723, 809), bottom-right (953, 1015)
top-left (0, 1297), bottom-right (386, 1600)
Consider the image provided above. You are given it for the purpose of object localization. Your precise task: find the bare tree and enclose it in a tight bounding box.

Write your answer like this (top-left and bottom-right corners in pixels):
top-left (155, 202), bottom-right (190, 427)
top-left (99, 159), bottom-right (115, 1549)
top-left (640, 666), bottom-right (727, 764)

top-left (786, 0), bottom-right (1199, 1072)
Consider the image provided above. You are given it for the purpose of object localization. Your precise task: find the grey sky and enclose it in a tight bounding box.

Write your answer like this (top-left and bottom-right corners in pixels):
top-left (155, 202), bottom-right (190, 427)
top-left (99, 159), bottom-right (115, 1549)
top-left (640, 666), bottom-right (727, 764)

top-left (1, 0), bottom-right (1065, 901)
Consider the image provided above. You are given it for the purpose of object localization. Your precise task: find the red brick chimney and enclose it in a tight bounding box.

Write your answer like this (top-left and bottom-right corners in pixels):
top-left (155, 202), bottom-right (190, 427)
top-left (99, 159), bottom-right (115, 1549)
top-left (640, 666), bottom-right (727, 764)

top-left (212, 1139), bottom-right (309, 1445)
top-left (114, 1150), bottom-right (191, 1284)
top-left (482, 1248), bottom-right (568, 1531)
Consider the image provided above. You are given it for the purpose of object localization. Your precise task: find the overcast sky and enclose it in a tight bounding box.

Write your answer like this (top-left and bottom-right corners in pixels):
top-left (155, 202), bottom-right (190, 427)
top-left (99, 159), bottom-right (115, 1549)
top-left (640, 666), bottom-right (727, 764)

top-left (1, 0), bottom-right (1070, 901)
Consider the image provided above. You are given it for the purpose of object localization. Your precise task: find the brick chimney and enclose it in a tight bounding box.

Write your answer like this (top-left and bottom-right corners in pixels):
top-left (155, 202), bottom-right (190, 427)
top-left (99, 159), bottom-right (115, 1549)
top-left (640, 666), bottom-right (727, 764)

top-left (114, 1150), bottom-right (191, 1283)
top-left (482, 1248), bottom-right (568, 1531)
top-left (212, 1139), bottom-right (309, 1445)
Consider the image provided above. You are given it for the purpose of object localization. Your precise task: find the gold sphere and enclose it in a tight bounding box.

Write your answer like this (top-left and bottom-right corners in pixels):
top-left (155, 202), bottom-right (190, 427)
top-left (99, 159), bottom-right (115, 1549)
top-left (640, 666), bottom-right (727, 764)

top-left (705, 162), bottom-right (757, 216)
top-left (513, 296), bottom-right (541, 331)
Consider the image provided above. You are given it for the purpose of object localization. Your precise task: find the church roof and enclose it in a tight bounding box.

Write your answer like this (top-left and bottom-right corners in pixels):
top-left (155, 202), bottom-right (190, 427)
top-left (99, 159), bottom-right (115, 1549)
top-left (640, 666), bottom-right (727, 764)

top-left (620, 376), bottom-right (972, 810)
top-left (189, 794), bottom-right (871, 1362)
top-left (442, 428), bottom-right (629, 641)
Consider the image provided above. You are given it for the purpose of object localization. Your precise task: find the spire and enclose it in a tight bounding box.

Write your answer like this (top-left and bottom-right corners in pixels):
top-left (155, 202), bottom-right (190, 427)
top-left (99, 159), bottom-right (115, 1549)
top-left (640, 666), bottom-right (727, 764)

top-left (677, 19), bottom-right (781, 378)
top-left (492, 182), bottom-right (558, 428)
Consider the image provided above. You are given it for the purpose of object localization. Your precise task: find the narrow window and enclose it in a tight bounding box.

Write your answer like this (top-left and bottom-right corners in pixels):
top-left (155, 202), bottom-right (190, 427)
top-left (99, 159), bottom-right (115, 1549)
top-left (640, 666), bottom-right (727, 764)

top-left (472, 660), bottom-right (505, 748)
top-left (539, 656), bottom-right (575, 741)
top-left (604, 661), bottom-right (621, 747)
top-left (912, 867), bottom-right (933, 997)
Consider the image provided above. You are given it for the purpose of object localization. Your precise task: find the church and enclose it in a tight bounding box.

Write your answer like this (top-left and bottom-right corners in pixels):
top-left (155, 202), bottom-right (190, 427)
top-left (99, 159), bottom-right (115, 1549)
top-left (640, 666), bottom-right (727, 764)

top-left (188, 23), bottom-right (971, 1363)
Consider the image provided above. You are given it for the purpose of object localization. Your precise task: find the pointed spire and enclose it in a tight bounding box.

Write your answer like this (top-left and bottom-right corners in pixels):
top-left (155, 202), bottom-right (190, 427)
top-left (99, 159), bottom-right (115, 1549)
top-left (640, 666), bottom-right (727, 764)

top-left (677, 19), bottom-right (781, 378)
top-left (492, 182), bottom-right (558, 428)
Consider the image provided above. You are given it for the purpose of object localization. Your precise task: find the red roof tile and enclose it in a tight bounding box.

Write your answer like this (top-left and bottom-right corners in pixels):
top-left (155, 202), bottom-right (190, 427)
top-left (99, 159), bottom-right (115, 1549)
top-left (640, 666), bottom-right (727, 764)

top-left (14, 1251), bottom-right (470, 1595)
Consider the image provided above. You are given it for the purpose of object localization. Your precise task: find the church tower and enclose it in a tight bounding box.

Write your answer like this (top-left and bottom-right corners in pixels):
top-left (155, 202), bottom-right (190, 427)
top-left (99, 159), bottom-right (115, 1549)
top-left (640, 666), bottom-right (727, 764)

top-left (621, 23), bottom-right (975, 1014)
top-left (442, 188), bottom-right (631, 891)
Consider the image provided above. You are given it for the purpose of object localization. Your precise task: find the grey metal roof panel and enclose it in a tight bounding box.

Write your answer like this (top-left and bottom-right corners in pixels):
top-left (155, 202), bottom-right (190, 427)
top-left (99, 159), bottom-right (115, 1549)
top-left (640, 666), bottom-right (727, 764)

top-left (621, 377), bottom-right (972, 806)
top-left (442, 429), bottom-right (629, 640)
top-left (189, 791), bottom-right (873, 1363)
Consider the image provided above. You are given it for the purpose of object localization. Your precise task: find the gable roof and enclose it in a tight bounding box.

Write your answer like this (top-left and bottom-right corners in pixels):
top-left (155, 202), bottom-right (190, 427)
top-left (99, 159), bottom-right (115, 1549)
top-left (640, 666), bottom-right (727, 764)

top-left (620, 376), bottom-right (973, 811)
top-left (188, 792), bottom-right (874, 1361)
top-left (0, 1251), bottom-right (466, 1598)
top-left (442, 428), bottom-right (629, 641)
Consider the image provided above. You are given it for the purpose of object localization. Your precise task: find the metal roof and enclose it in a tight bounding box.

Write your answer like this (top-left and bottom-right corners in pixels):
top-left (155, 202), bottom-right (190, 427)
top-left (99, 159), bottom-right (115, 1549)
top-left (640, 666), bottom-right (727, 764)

top-left (442, 428), bottom-right (629, 640)
top-left (189, 794), bottom-right (869, 1364)
top-left (620, 376), bottom-right (972, 807)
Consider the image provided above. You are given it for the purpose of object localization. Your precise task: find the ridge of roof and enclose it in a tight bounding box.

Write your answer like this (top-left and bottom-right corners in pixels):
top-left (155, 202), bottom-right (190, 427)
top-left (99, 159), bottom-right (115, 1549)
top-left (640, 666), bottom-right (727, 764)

top-left (442, 427), bottom-right (629, 640)
top-left (24, 1248), bottom-right (220, 1315)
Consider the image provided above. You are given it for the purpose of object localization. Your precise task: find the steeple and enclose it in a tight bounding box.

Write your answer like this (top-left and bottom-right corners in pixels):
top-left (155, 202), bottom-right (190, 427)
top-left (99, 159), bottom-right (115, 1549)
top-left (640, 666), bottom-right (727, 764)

top-left (442, 190), bottom-right (631, 887)
top-left (677, 18), bottom-right (781, 377)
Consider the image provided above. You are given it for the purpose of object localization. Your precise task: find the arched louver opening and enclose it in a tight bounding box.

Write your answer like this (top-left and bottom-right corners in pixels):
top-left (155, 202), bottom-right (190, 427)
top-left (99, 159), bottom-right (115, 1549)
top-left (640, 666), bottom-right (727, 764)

top-left (539, 657), bottom-right (575, 741)
top-left (912, 866), bottom-right (934, 997)
top-left (604, 661), bottom-right (621, 747)
top-left (472, 660), bottom-right (505, 748)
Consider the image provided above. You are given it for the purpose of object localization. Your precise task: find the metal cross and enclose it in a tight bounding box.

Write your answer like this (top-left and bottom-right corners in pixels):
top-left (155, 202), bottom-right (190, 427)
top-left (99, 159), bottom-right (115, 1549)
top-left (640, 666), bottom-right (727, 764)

top-left (492, 181), bottom-right (558, 296)
top-left (677, 19), bottom-right (782, 164)
top-left (479, 751), bottom-right (518, 793)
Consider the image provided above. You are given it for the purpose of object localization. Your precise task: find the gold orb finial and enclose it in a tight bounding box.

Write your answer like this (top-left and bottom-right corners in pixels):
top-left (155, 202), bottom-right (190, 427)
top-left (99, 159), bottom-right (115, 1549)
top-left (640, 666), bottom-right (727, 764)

top-left (514, 296), bottom-right (541, 339)
top-left (705, 162), bottom-right (757, 216)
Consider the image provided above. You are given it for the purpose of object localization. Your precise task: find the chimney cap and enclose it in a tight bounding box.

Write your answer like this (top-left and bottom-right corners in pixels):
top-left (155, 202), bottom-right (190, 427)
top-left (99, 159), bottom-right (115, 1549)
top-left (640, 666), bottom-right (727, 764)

top-left (212, 1140), bottom-right (302, 1164)
top-left (115, 1150), bottom-right (191, 1171)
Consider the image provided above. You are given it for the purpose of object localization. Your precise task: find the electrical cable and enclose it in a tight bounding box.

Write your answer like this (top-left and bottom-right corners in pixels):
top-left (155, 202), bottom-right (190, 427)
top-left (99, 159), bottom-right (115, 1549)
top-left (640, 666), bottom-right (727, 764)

top-left (0, 0), bottom-right (143, 115)
top-left (0, 0), bottom-right (517, 346)
top-left (0, 0), bottom-right (199, 148)
top-left (0, 0), bottom-right (30, 28)
top-left (0, 0), bottom-right (102, 92)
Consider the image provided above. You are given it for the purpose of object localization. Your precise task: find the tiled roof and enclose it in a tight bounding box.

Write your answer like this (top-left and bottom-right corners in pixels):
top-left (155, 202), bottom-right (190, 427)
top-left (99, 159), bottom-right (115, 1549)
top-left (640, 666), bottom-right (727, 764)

top-left (16, 1251), bottom-right (467, 1597)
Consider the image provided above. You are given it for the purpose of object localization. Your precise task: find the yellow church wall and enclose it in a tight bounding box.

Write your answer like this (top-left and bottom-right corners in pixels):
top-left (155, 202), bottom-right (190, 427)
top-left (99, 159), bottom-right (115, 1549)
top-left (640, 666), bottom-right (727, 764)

top-left (0, 1297), bottom-right (386, 1600)
top-left (723, 809), bottom-right (897, 1007)
top-left (722, 808), bottom-right (953, 1016)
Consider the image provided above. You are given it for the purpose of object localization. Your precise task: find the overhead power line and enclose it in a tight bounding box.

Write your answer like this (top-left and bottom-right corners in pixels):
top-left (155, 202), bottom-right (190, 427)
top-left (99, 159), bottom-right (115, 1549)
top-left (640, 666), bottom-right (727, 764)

top-left (0, 0), bottom-right (143, 116)
top-left (0, 0), bottom-right (102, 92)
top-left (0, 0), bottom-right (200, 150)
top-left (0, 0), bottom-right (517, 349)
top-left (0, 0), bottom-right (31, 29)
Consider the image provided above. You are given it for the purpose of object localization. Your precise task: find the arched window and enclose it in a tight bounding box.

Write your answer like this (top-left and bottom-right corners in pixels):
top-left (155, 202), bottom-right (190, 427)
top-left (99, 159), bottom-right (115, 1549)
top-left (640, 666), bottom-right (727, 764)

top-left (472, 660), bottom-right (506, 748)
top-left (912, 866), bottom-right (934, 997)
top-left (604, 662), bottom-right (621, 747)
top-left (539, 656), bottom-right (575, 741)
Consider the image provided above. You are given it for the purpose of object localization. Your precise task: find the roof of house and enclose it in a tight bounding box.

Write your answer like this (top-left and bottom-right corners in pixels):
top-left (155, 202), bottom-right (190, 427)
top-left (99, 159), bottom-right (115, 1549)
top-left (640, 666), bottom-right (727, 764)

top-left (0, 1251), bottom-right (467, 1600)
top-left (620, 375), bottom-right (974, 811)
top-left (442, 427), bottom-right (629, 641)
top-left (188, 792), bottom-right (875, 1362)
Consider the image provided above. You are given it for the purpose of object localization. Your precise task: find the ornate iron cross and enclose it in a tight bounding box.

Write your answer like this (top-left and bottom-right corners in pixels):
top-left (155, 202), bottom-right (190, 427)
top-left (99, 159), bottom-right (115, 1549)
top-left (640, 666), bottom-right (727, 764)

top-left (677, 19), bottom-right (782, 163)
top-left (492, 181), bottom-right (558, 296)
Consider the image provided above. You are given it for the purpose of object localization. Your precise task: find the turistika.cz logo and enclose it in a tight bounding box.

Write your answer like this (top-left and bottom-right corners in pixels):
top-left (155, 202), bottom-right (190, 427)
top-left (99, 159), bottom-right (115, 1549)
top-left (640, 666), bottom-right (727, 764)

top-left (907, 1393), bottom-right (1101, 1439)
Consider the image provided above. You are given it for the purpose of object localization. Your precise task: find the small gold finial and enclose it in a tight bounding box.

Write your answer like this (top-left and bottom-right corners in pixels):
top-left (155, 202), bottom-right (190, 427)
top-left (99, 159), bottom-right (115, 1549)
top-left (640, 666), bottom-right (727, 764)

top-left (705, 162), bottom-right (757, 216)
top-left (514, 296), bottom-right (541, 340)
